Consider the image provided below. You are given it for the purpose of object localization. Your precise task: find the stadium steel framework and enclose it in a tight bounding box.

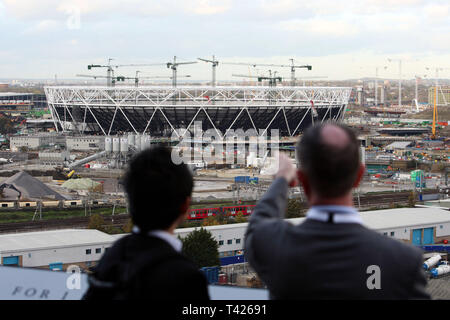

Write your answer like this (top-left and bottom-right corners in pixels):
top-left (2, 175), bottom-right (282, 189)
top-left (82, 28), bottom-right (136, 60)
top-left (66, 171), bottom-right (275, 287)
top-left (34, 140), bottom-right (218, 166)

top-left (44, 86), bottom-right (352, 137)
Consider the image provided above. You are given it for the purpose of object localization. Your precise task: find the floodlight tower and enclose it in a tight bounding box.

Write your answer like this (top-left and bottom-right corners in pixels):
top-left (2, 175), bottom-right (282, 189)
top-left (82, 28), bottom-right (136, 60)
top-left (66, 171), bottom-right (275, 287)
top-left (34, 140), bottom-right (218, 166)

top-left (198, 55), bottom-right (219, 87)
top-left (413, 74), bottom-right (427, 106)
top-left (374, 66), bottom-right (388, 107)
top-left (387, 58), bottom-right (402, 108)
top-left (135, 71), bottom-right (141, 87)
top-left (167, 56), bottom-right (197, 87)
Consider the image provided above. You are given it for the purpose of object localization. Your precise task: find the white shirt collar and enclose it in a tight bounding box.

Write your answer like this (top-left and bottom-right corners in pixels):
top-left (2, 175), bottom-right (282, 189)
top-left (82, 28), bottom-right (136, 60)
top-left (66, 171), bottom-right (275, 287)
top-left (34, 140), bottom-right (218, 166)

top-left (132, 226), bottom-right (183, 252)
top-left (306, 205), bottom-right (363, 225)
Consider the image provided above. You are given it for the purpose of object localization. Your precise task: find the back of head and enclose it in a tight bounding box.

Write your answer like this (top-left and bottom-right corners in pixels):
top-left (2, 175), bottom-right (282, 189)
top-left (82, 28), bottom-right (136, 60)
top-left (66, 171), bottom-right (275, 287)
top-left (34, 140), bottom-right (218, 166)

top-left (124, 145), bottom-right (193, 232)
top-left (296, 122), bottom-right (360, 198)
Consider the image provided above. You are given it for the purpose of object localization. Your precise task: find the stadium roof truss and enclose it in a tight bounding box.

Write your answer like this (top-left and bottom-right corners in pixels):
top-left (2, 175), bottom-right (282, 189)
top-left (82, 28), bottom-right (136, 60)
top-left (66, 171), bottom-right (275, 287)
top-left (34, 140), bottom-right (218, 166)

top-left (44, 86), bottom-right (352, 137)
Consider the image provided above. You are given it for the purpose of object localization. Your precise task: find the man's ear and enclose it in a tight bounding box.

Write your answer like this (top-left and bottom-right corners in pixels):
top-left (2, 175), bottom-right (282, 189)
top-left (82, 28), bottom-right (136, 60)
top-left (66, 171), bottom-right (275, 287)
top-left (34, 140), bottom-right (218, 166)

top-left (353, 164), bottom-right (366, 188)
top-left (297, 170), bottom-right (311, 198)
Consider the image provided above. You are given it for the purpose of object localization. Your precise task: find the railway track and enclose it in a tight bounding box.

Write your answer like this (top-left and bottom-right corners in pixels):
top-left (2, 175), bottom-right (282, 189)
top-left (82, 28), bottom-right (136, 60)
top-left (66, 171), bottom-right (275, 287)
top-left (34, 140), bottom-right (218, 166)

top-left (0, 214), bottom-right (130, 234)
top-left (354, 191), bottom-right (411, 208)
top-left (0, 190), bottom-right (434, 234)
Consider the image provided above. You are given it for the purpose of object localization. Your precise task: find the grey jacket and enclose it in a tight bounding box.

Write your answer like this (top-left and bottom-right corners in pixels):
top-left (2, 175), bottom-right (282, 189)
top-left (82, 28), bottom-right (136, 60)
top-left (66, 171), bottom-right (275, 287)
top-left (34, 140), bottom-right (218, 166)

top-left (244, 177), bottom-right (430, 300)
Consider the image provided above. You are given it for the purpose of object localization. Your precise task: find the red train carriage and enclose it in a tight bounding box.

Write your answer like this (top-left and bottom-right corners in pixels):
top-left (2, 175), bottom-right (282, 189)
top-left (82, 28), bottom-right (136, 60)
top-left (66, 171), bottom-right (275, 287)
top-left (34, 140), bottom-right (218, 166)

top-left (188, 207), bottom-right (220, 220)
top-left (187, 205), bottom-right (255, 220)
top-left (221, 205), bottom-right (255, 217)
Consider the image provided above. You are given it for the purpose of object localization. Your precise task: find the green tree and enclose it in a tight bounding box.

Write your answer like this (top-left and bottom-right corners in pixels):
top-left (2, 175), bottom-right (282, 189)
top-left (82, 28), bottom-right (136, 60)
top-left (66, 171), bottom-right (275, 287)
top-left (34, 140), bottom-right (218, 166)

top-left (181, 228), bottom-right (220, 268)
top-left (87, 213), bottom-right (105, 232)
top-left (286, 198), bottom-right (305, 218)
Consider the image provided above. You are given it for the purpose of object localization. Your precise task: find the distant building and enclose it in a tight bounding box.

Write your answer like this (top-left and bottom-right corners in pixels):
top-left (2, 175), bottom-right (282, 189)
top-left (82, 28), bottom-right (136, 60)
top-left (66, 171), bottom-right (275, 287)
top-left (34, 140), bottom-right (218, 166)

top-left (0, 92), bottom-right (47, 112)
top-left (10, 134), bottom-right (65, 151)
top-left (66, 136), bottom-right (105, 151)
top-left (10, 135), bottom-right (52, 151)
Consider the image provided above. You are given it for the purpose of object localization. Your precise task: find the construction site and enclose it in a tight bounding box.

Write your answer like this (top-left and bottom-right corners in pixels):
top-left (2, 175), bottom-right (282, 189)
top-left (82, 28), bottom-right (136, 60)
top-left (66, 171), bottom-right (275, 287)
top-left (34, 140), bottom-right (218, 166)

top-left (0, 55), bottom-right (449, 300)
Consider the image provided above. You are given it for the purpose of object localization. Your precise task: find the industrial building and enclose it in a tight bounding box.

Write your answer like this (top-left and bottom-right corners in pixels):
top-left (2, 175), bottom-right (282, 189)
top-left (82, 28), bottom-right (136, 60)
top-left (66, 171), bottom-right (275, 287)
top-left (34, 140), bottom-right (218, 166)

top-left (10, 134), bottom-right (103, 152)
top-left (44, 86), bottom-right (351, 136)
top-left (66, 135), bottom-right (105, 151)
top-left (176, 207), bottom-right (450, 258)
top-left (0, 92), bottom-right (47, 111)
top-left (0, 229), bottom-right (115, 270)
top-left (1, 207), bottom-right (449, 271)
top-left (10, 134), bottom-right (65, 151)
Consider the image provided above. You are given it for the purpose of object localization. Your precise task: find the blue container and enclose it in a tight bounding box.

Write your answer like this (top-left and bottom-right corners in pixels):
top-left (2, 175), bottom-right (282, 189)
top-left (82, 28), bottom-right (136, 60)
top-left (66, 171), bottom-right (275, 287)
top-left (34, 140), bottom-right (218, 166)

top-left (220, 254), bottom-right (245, 266)
top-left (200, 266), bottom-right (219, 284)
top-left (49, 262), bottom-right (63, 271)
top-left (234, 176), bottom-right (251, 184)
top-left (234, 176), bottom-right (245, 183)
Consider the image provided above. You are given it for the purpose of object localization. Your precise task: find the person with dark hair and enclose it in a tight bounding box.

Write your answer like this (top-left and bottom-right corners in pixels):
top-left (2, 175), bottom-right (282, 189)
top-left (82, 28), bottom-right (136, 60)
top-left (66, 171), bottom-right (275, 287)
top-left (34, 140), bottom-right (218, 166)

top-left (245, 122), bottom-right (430, 299)
top-left (83, 145), bottom-right (209, 300)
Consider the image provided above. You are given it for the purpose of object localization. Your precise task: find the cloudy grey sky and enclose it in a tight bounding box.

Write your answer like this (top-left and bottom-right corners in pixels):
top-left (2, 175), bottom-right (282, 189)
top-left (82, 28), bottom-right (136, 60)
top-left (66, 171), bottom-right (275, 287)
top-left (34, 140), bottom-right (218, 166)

top-left (0, 0), bottom-right (449, 81)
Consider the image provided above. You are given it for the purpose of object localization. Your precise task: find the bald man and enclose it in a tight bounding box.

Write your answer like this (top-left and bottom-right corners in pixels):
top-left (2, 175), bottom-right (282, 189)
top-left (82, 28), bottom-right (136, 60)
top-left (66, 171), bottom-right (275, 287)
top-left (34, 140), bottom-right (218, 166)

top-left (244, 122), bottom-right (430, 300)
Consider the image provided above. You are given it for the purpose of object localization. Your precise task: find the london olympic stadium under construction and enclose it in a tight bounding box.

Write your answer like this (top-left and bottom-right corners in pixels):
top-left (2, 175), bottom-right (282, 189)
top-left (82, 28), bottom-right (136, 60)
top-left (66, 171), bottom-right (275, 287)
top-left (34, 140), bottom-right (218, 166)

top-left (44, 86), bottom-right (352, 137)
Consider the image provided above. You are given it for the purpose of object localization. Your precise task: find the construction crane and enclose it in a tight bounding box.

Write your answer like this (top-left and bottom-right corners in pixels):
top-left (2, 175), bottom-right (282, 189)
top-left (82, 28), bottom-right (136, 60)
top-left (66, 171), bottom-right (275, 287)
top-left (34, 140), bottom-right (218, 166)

top-left (166, 56), bottom-right (197, 87)
top-left (77, 73), bottom-right (191, 87)
top-left (432, 85), bottom-right (438, 140)
top-left (87, 58), bottom-right (116, 87)
top-left (198, 55), bottom-right (219, 87)
top-left (232, 70), bottom-right (282, 87)
top-left (223, 59), bottom-right (312, 86)
top-left (87, 58), bottom-right (166, 86)
top-left (77, 74), bottom-right (127, 86)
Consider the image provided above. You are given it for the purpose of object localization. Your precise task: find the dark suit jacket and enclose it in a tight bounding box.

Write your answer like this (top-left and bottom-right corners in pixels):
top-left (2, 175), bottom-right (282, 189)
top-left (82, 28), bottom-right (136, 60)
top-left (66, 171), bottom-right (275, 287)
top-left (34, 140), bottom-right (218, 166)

top-left (83, 233), bottom-right (210, 300)
top-left (244, 178), bottom-right (430, 300)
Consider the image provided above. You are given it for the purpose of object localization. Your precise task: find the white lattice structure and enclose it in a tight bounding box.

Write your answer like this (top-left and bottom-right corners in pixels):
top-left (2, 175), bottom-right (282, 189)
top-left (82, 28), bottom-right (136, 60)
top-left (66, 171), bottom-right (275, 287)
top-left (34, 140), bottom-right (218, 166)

top-left (44, 86), bottom-right (352, 137)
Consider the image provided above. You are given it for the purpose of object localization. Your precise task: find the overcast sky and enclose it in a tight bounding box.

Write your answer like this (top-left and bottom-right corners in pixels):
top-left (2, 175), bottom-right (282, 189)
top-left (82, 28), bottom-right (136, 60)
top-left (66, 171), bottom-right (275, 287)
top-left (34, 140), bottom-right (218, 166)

top-left (0, 0), bottom-right (449, 81)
